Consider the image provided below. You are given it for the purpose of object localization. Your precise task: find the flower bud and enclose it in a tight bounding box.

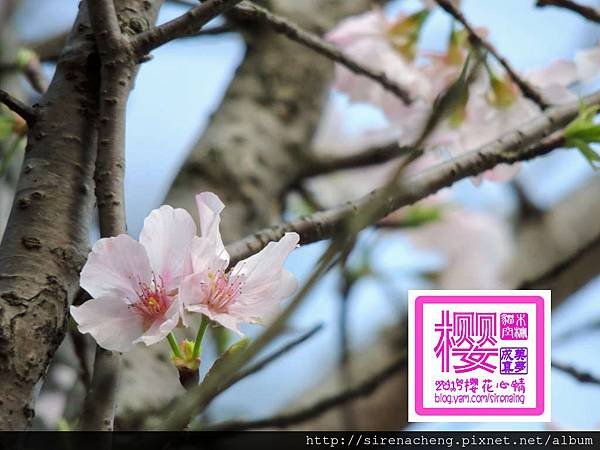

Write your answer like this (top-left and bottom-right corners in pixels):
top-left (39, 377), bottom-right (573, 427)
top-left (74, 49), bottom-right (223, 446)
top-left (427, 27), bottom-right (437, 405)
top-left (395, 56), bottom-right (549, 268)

top-left (171, 339), bottom-right (200, 390)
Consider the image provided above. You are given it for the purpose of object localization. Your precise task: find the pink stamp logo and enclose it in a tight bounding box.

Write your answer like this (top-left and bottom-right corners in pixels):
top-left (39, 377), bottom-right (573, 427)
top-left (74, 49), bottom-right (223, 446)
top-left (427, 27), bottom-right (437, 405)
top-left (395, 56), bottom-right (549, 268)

top-left (408, 290), bottom-right (551, 422)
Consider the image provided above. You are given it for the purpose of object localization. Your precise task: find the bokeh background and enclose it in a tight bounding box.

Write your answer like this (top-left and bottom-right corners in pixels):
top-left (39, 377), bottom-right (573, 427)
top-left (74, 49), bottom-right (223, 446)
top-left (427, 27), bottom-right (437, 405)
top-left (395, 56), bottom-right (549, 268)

top-left (1, 0), bottom-right (599, 430)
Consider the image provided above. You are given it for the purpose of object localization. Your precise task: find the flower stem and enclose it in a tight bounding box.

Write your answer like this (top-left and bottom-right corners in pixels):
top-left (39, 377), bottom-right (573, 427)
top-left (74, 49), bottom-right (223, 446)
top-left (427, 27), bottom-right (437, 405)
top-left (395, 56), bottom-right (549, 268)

top-left (167, 332), bottom-right (183, 358)
top-left (192, 315), bottom-right (210, 360)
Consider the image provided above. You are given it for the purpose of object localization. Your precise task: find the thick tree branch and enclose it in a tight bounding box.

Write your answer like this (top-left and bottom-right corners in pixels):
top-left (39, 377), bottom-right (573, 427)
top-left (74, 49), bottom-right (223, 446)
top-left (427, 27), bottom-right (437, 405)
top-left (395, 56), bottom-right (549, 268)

top-left (536, 0), bottom-right (600, 23)
top-left (509, 174), bottom-right (600, 307)
top-left (132, 0), bottom-right (243, 56)
top-left (519, 234), bottom-right (600, 295)
top-left (436, 0), bottom-right (548, 108)
top-left (78, 0), bottom-right (162, 432)
top-left (0, 88), bottom-right (36, 124)
top-left (87, 0), bottom-right (123, 51)
top-left (226, 91), bottom-right (600, 266)
top-left (234, 1), bottom-right (413, 104)
top-left (203, 351), bottom-right (407, 431)
top-left (0, 0), bottom-right (119, 429)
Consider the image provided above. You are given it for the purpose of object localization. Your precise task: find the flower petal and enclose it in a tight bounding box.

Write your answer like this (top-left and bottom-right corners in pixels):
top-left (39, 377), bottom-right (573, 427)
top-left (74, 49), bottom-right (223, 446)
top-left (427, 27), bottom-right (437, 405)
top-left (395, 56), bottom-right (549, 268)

top-left (229, 233), bottom-right (299, 320)
top-left (194, 192), bottom-right (229, 268)
top-left (231, 232), bottom-right (299, 281)
top-left (575, 46), bottom-right (600, 82)
top-left (139, 205), bottom-right (197, 291)
top-left (186, 303), bottom-right (243, 335)
top-left (134, 298), bottom-right (181, 346)
top-left (70, 295), bottom-right (144, 352)
top-left (190, 236), bottom-right (229, 275)
top-left (80, 235), bottom-right (151, 300)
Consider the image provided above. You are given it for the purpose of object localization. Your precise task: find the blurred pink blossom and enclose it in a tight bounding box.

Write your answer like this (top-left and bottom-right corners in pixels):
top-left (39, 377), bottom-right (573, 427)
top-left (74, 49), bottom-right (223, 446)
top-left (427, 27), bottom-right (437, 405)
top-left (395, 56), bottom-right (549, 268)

top-left (404, 207), bottom-right (514, 289)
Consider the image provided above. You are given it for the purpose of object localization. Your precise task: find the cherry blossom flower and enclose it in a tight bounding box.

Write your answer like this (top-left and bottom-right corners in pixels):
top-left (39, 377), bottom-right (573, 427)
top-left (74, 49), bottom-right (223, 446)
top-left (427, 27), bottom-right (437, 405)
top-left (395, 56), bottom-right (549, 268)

top-left (70, 206), bottom-right (196, 352)
top-left (326, 8), bottom-right (433, 119)
top-left (180, 192), bottom-right (299, 334)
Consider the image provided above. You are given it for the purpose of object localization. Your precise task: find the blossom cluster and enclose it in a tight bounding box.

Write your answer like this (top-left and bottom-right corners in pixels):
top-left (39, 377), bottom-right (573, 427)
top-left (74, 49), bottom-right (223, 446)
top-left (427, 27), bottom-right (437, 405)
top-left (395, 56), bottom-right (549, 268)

top-left (325, 2), bottom-right (599, 181)
top-left (70, 192), bottom-right (299, 353)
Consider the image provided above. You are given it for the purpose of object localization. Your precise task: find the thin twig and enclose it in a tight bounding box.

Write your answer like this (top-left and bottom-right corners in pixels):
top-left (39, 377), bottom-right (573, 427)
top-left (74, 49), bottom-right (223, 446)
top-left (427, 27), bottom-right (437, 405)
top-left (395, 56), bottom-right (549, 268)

top-left (552, 361), bottom-right (600, 385)
top-left (230, 324), bottom-right (323, 385)
top-left (203, 351), bottom-right (408, 431)
top-left (0, 88), bottom-right (36, 124)
top-left (236, 1), bottom-right (413, 104)
top-left (132, 0), bottom-right (244, 56)
top-left (225, 89), bottom-right (600, 266)
top-left (536, 0), bottom-right (600, 23)
top-left (302, 142), bottom-right (413, 178)
top-left (436, 0), bottom-right (549, 109)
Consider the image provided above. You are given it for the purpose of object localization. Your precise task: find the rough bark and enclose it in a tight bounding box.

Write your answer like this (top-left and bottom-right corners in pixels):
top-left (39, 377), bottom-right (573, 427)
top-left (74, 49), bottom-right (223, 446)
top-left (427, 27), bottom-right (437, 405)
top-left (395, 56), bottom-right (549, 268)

top-left (0, 1), bottom-right (23, 239)
top-left (0, 0), bottom-right (162, 430)
top-left (117, 0), bottom-right (371, 426)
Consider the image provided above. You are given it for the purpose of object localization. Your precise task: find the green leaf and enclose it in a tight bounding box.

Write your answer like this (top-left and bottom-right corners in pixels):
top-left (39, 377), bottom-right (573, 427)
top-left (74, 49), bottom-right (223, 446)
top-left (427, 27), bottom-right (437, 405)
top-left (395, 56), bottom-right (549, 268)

top-left (397, 205), bottom-right (443, 228)
top-left (572, 139), bottom-right (600, 170)
top-left (0, 116), bottom-right (13, 140)
top-left (564, 103), bottom-right (600, 170)
top-left (564, 103), bottom-right (600, 141)
top-left (202, 337), bottom-right (250, 389)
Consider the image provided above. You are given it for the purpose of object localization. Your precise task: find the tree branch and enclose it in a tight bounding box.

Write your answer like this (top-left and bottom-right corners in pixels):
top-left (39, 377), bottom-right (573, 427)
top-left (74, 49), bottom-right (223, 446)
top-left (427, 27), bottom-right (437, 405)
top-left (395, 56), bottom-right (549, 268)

top-left (536, 0), bottom-right (600, 23)
top-left (203, 351), bottom-right (407, 431)
top-left (301, 142), bottom-right (413, 178)
top-left (86, 0), bottom-right (123, 51)
top-left (79, 0), bottom-right (162, 432)
top-left (436, 0), bottom-right (549, 109)
top-left (0, 88), bottom-right (36, 124)
top-left (226, 90), bottom-right (600, 266)
top-left (230, 323), bottom-right (323, 386)
top-left (510, 174), bottom-right (600, 307)
top-left (234, 1), bottom-right (413, 104)
top-left (552, 361), bottom-right (600, 385)
top-left (118, 0), bottom-right (374, 424)
top-left (132, 0), bottom-right (244, 56)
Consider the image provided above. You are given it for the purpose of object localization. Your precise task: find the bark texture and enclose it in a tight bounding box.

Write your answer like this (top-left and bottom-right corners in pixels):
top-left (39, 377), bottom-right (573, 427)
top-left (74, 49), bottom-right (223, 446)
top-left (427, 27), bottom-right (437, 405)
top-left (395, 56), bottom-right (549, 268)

top-left (117, 0), bottom-right (371, 425)
top-left (0, 0), bottom-right (162, 430)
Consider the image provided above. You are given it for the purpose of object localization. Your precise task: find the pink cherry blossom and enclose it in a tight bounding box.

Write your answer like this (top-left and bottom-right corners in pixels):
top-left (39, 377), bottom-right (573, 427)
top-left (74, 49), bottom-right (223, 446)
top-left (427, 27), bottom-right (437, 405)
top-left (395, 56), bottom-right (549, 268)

top-left (326, 9), bottom-right (433, 118)
top-left (70, 206), bottom-right (196, 352)
top-left (574, 44), bottom-right (600, 81)
top-left (180, 192), bottom-right (299, 334)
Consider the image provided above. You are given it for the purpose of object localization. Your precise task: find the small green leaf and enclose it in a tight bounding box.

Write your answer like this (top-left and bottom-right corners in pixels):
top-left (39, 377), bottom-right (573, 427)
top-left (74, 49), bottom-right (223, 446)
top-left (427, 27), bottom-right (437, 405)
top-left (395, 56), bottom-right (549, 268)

top-left (202, 337), bottom-right (250, 388)
top-left (397, 205), bottom-right (443, 228)
top-left (15, 48), bottom-right (37, 70)
top-left (0, 116), bottom-right (13, 140)
top-left (571, 139), bottom-right (600, 170)
top-left (564, 103), bottom-right (600, 170)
